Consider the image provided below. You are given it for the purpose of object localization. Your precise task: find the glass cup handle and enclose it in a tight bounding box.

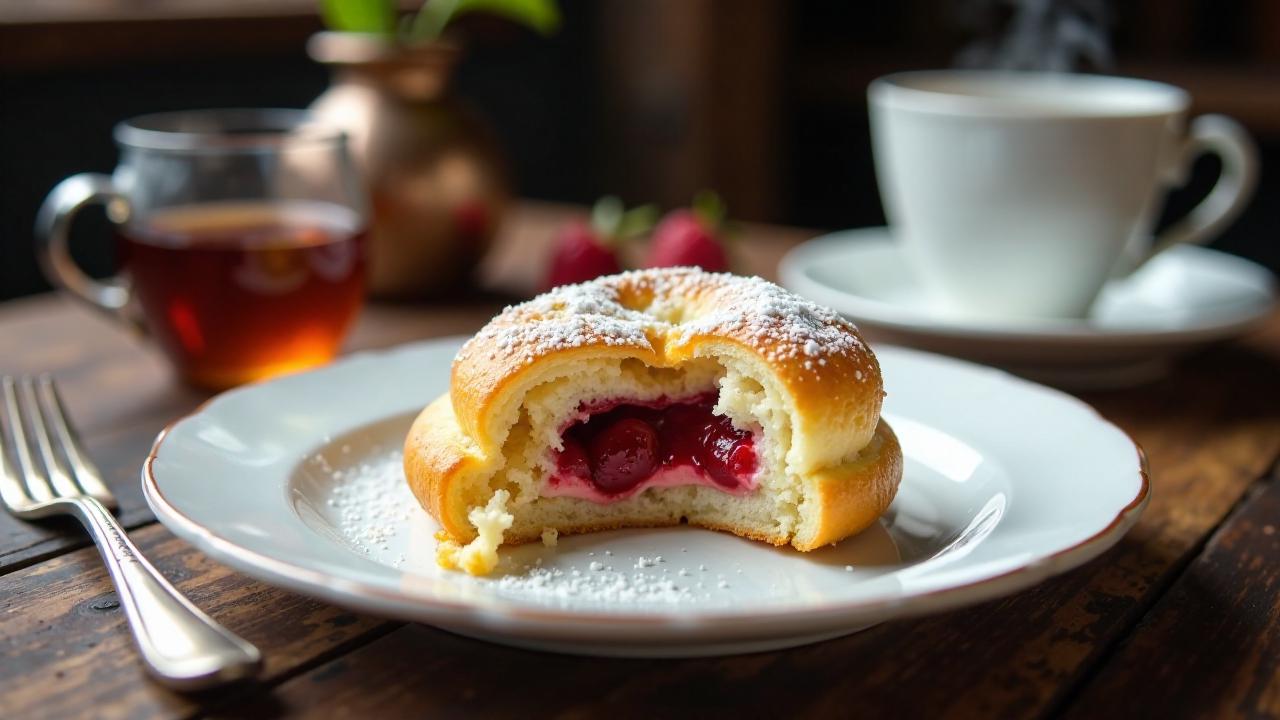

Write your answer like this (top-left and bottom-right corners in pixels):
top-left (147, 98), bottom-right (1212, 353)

top-left (35, 173), bottom-right (142, 331)
top-left (1143, 114), bottom-right (1260, 264)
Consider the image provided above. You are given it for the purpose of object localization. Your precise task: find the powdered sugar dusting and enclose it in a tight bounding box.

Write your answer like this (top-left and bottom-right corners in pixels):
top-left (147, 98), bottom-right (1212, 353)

top-left (455, 267), bottom-right (870, 382)
top-left (326, 450), bottom-right (416, 567)
top-left (315, 448), bottom-right (728, 605)
top-left (494, 565), bottom-right (696, 605)
top-left (659, 271), bottom-right (866, 370)
top-left (296, 388), bottom-right (900, 620)
top-left (460, 282), bottom-right (656, 370)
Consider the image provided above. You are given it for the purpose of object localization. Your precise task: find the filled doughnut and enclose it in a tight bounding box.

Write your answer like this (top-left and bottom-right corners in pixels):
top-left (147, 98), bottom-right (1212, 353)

top-left (404, 267), bottom-right (902, 575)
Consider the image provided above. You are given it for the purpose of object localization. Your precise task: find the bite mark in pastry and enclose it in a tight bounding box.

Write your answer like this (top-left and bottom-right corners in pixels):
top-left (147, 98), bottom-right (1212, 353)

top-left (404, 267), bottom-right (902, 575)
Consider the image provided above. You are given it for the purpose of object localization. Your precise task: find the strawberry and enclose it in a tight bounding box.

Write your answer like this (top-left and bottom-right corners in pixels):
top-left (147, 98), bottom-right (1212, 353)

top-left (543, 196), bottom-right (655, 290)
top-left (645, 191), bottom-right (731, 271)
top-left (543, 219), bottom-right (620, 290)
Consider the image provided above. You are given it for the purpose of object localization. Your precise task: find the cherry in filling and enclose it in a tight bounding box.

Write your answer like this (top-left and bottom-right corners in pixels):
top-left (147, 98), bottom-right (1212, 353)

top-left (552, 394), bottom-right (757, 496)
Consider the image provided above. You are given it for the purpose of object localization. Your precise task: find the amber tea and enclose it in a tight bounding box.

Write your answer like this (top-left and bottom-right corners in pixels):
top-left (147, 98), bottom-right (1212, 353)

top-left (37, 110), bottom-right (367, 388)
top-left (118, 201), bottom-right (366, 389)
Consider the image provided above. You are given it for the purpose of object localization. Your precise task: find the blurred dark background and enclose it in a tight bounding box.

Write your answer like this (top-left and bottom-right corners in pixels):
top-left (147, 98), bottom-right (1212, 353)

top-left (2, 0), bottom-right (1277, 300)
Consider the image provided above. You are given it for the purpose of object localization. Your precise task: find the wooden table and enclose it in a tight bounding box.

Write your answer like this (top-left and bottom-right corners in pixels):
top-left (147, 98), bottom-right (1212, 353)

top-left (2, 205), bottom-right (1278, 719)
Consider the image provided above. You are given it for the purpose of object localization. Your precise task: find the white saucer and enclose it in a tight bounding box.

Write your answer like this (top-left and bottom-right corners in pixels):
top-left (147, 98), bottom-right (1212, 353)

top-left (779, 227), bottom-right (1277, 388)
top-left (144, 338), bottom-right (1147, 657)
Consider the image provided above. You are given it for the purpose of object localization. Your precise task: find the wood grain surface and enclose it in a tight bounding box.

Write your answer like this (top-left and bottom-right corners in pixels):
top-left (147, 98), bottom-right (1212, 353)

top-left (0, 525), bottom-right (396, 720)
top-left (1062, 469), bottom-right (1280, 720)
top-left (0, 204), bottom-right (1277, 719)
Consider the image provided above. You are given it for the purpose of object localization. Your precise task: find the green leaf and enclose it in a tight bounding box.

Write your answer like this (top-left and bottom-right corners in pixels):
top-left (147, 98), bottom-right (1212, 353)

top-left (589, 197), bottom-right (655, 242)
top-left (319, 0), bottom-right (398, 34)
top-left (692, 189), bottom-right (727, 228)
top-left (410, 0), bottom-right (560, 43)
top-left (616, 205), bottom-right (657, 239)
top-left (457, 0), bottom-right (561, 34)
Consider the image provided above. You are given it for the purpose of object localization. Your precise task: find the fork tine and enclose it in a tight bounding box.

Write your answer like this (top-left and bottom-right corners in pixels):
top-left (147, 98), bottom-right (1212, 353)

top-left (2, 377), bottom-right (53, 503)
top-left (21, 376), bottom-right (81, 499)
top-left (0, 378), bottom-right (33, 510)
top-left (36, 375), bottom-right (116, 507)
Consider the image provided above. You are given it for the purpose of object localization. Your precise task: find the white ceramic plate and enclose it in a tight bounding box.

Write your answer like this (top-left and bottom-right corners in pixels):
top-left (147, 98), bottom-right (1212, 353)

top-left (779, 227), bottom-right (1277, 388)
top-left (144, 338), bottom-right (1148, 657)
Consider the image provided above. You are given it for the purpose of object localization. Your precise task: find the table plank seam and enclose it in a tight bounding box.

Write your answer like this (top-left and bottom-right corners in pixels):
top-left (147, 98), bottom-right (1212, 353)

top-left (1042, 453), bottom-right (1280, 720)
top-left (1057, 464), bottom-right (1280, 718)
top-left (0, 404), bottom-right (197, 574)
top-left (0, 515), bottom-right (159, 577)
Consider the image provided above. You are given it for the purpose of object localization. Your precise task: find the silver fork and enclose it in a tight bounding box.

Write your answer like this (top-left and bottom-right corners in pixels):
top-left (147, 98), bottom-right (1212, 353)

top-left (0, 375), bottom-right (261, 690)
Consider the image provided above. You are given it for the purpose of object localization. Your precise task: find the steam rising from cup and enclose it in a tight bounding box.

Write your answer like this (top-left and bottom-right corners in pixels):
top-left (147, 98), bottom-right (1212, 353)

top-left (953, 0), bottom-right (1114, 72)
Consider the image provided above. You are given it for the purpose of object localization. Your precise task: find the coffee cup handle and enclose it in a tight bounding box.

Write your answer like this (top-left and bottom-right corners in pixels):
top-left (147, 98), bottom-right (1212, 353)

top-left (35, 174), bottom-right (143, 332)
top-left (1139, 114), bottom-right (1259, 267)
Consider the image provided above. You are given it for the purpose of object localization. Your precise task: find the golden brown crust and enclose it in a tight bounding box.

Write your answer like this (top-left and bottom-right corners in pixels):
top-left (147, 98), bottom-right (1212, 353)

top-left (797, 420), bottom-right (902, 550)
top-left (405, 268), bottom-right (900, 553)
top-left (403, 396), bottom-right (476, 538)
top-left (449, 268), bottom-right (884, 472)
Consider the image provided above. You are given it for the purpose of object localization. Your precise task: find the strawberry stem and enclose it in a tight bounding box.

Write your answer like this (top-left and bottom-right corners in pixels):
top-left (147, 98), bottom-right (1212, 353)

top-left (592, 196), bottom-right (656, 242)
top-left (617, 205), bottom-right (657, 239)
top-left (692, 190), bottom-right (726, 229)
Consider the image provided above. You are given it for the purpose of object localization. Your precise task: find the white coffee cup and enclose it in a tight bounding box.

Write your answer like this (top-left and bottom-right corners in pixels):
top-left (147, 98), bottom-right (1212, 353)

top-left (869, 70), bottom-right (1259, 320)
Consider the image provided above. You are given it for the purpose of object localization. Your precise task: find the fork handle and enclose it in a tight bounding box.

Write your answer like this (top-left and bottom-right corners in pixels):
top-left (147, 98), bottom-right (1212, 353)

top-left (72, 497), bottom-right (262, 689)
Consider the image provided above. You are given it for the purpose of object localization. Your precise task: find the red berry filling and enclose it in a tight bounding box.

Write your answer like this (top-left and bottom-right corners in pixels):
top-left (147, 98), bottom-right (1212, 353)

top-left (551, 394), bottom-right (758, 498)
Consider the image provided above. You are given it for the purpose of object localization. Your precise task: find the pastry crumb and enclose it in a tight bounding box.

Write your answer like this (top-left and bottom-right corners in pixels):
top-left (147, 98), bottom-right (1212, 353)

top-left (541, 527), bottom-right (559, 547)
top-left (436, 490), bottom-right (513, 575)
